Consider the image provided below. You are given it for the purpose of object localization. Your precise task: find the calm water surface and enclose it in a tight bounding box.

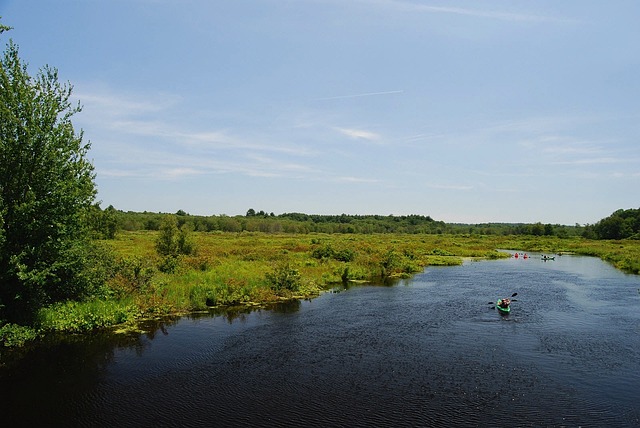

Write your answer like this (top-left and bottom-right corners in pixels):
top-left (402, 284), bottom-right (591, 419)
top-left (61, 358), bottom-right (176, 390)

top-left (1, 253), bottom-right (639, 427)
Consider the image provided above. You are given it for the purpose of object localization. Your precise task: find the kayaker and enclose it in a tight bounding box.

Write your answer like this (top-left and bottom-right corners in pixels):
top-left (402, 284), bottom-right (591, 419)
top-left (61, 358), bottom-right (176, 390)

top-left (498, 298), bottom-right (511, 308)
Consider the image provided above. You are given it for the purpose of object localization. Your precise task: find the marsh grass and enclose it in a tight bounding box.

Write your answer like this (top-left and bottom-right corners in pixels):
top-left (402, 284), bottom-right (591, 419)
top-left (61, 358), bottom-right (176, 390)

top-left (101, 231), bottom-right (506, 316)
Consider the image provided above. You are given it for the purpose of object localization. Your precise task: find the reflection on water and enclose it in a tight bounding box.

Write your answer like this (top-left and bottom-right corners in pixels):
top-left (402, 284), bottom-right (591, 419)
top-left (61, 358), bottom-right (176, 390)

top-left (1, 253), bottom-right (639, 427)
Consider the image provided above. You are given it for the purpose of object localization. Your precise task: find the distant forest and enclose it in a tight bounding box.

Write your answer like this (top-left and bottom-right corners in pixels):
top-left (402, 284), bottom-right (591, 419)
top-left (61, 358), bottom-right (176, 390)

top-left (583, 208), bottom-right (640, 240)
top-left (87, 207), bottom-right (640, 240)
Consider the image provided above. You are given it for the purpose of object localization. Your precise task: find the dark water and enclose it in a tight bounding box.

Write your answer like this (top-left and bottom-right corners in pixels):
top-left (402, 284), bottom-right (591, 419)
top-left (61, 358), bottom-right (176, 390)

top-left (1, 253), bottom-right (640, 427)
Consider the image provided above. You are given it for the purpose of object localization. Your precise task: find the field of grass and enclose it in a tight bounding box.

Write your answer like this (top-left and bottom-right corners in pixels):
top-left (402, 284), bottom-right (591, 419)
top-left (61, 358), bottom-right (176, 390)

top-left (2, 231), bottom-right (639, 348)
top-left (101, 231), bottom-right (506, 315)
top-left (99, 231), bottom-right (639, 317)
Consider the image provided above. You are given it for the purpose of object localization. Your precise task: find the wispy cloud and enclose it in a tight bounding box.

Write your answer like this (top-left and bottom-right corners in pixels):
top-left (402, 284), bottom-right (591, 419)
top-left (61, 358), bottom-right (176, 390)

top-left (76, 86), bottom-right (323, 180)
top-left (425, 183), bottom-right (473, 191)
top-left (335, 176), bottom-right (381, 184)
top-left (315, 90), bottom-right (404, 101)
top-left (353, 0), bottom-right (574, 23)
top-left (552, 157), bottom-right (635, 166)
top-left (335, 127), bottom-right (381, 141)
top-left (74, 89), bottom-right (181, 118)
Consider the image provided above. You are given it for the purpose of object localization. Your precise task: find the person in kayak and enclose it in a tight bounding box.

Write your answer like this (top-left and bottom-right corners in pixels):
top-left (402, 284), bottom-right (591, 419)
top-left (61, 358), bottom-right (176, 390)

top-left (497, 298), bottom-right (511, 309)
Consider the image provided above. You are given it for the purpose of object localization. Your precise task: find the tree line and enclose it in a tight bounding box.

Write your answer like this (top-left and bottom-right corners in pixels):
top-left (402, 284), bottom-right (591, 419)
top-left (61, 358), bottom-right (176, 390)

top-left (89, 207), bottom-right (588, 238)
top-left (582, 208), bottom-right (640, 240)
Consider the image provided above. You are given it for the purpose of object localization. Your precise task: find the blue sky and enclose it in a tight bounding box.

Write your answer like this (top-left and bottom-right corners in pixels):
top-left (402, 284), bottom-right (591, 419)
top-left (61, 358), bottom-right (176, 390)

top-left (1, 1), bottom-right (639, 224)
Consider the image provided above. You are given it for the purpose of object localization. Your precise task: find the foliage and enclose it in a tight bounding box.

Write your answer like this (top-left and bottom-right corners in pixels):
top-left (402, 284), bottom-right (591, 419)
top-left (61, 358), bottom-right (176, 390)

top-left (109, 256), bottom-right (156, 296)
top-left (0, 33), bottom-right (98, 323)
top-left (156, 215), bottom-right (196, 257)
top-left (311, 243), bottom-right (356, 262)
top-left (0, 323), bottom-right (38, 347)
top-left (266, 262), bottom-right (301, 294)
top-left (588, 208), bottom-right (640, 240)
top-left (87, 204), bottom-right (118, 239)
top-left (36, 299), bottom-right (138, 333)
top-left (111, 209), bottom-right (587, 237)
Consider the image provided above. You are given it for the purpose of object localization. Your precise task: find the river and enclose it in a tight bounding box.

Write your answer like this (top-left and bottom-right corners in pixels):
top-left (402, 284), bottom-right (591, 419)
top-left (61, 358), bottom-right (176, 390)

top-left (1, 253), bottom-right (639, 427)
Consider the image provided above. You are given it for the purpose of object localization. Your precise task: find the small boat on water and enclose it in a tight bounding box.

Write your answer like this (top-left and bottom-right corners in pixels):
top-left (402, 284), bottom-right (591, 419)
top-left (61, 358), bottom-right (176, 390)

top-left (496, 300), bottom-right (510, 314)
top-left (541, 255), bottom-right (555, 261)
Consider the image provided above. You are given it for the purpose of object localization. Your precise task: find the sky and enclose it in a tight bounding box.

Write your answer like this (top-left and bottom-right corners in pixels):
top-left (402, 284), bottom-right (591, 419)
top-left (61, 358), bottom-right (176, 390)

top-left (1, 0), bottom-right (639, 225)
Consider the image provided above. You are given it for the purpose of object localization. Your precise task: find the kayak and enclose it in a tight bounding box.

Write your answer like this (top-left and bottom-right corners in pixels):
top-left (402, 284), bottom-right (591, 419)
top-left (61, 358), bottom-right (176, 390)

top-left (496, 300), bottom-right (510, 314)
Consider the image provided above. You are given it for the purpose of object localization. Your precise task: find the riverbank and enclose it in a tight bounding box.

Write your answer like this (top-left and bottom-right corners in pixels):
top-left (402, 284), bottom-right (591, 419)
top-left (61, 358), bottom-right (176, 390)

top-left (2, 232), bottom-right (639, 350)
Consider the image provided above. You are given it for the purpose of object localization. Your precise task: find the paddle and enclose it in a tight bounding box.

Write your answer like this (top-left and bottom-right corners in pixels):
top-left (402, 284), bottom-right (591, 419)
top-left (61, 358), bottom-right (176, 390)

top-left (488, 293), bottom-right (518, 305)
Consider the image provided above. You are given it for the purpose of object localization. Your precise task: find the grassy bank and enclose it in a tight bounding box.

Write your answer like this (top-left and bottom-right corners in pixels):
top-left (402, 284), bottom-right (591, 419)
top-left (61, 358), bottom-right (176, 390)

top-left (101, 232), bottom-right (503, 314)
top-left (2, 232), bottom-right (639, 348)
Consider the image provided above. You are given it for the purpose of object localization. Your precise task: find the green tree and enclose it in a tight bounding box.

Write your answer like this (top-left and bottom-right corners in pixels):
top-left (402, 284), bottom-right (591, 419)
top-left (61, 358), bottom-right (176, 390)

top-left (531, 222), bottom-right (544, 236)
top-left (0, 28), bottom-right (99, 323)
top-left (156, 215), bottom-right (196, 257)
top-left (87, 203), bottom-right (118, 239)
top-left (156, 215), bottom-right (180, 256)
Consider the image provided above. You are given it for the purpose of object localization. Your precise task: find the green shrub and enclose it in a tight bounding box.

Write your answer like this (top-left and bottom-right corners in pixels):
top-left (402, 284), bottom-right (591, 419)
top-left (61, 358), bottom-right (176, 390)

top-left (311, 244), bottom-right (334, 260)
top-left (0, 323), bottom-right (38, 347)
top-left (334, 248), bottom-right (356, 262)
top-left (266, 263), bottom-right (301, 293)
top-left (431, 248), bottom-right (454, 256)
top-left (37, 300), bottom-right (138, 333)
top-left (379, 249), bottom-right (400, 278)
top-left (156, 215), bottom-right (196, 257)
top-left (311, 244), bottom-right (355, 262)
top-left (111, 257), bottom-right (155, 294)
top-left (158, 255), bottom-right (180, 273)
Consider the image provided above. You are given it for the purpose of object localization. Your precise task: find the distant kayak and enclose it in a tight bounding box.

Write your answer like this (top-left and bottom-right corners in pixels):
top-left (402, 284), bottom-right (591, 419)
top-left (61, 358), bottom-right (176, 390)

top-left (541, 256), bottom-right (555, 261)
top-left (496, 300), bottom-right (510, 314)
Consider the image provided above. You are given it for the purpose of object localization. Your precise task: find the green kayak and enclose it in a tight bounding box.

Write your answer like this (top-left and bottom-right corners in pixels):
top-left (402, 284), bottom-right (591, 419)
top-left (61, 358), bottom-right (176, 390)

top-left (496, 300), bottom-right (510, 314)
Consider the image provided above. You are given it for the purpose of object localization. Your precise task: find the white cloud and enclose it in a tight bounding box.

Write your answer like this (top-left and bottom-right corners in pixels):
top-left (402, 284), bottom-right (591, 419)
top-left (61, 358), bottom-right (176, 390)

top-left (425, 183), bottom-right (473, 191)
top-left (335, 176), bottom-right (381, 183)
top-left (75, 85), bottom-right (326, 182)
top-left (74, 88), bottom-right (181, 118)
top-left (336, 127), bottom-right (381, 141)
top-left (552, 157), bottom-right (632, 166)
top-left (315, 90), bottom-right (403, 101)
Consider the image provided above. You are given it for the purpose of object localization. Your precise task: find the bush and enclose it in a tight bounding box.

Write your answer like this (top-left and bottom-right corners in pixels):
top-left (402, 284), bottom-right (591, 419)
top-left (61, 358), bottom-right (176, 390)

top-left (0, 323), bottom-right (39, 347)
top-left (311, 244), bottom-right (334, 260)
top-left (334, 248), bottom-right (356, 262)
top-left (158, 255), bottom-right (180, 273)
top-left (379, 249), bottom-right (400, 279)
top-left (156, 215), bottom-right (196, 257)
top-left (266, 263), bottom-right (301, 294)
top-left (109, 257), bottom-right (155, 295)
top-left (311, 244), bottom-right (355, 262)
top-left (37, 300), bottom-right (138, 333)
